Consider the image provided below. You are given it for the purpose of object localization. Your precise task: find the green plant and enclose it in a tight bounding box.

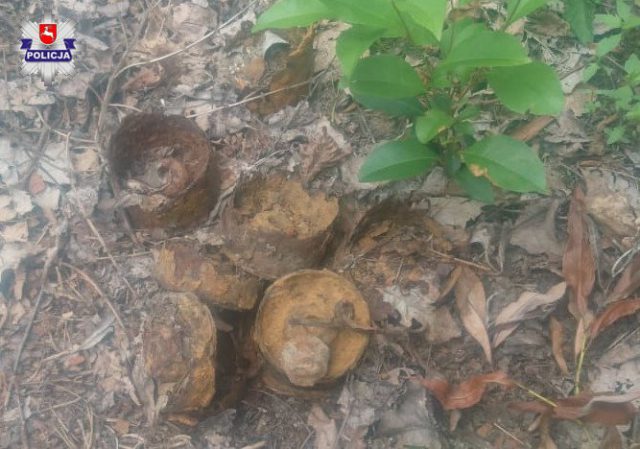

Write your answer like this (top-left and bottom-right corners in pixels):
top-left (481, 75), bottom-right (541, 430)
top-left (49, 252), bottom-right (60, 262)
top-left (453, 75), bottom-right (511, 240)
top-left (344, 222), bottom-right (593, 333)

top-left (254, 0), bottom-right (566, 201)
top-left (581, 0), bottom-right (640, 144)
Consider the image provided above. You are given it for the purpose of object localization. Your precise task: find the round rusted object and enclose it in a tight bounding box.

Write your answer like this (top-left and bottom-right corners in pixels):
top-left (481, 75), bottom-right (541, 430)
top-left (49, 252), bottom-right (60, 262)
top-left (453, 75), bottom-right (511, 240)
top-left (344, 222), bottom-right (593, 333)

top-left (109, 113), bottom-right (219, 230)
top-left (154, 240), bottom-right (262, 310)
top-left (221, 174), bottom-right (339, 279)
top-left (255, 270), bottom-right (370, 390)
top-left (142, 292), bottom-right (216, 413)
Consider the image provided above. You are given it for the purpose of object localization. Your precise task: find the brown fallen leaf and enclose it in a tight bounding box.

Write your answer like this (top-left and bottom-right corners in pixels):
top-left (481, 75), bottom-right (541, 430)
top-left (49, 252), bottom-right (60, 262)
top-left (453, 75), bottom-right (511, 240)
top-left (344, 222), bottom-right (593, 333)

top-left (510, 116), bottom-right (555, 142)
top-left (562, 187), bottom-right (595, 322)
top-left (609, 253), bottom-right (640, 302)
top-left (454, 266), bottom-right (492, 363)
top-left (419, 371), bottom-right (514, 410)
top-left (538, 415), bottom-right (558, 449)
top-left (510, 390), bottom-right (640, 425)
top-left (590, 298), bottom-right (640, 338)
top-left (492, 282), bottom-right (567, 347)
top-left (249, 27), bottom-right (315, 116)
top-left (549, 317), bottom-right (570, 375)
top-left (299, 123), bottom-right (352, 183)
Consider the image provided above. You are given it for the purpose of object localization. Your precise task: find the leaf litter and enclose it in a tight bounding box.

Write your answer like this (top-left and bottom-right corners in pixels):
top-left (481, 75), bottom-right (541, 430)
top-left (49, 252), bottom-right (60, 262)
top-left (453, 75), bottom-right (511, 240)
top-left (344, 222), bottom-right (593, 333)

top-left (2, 0), bottom-right (640, 447)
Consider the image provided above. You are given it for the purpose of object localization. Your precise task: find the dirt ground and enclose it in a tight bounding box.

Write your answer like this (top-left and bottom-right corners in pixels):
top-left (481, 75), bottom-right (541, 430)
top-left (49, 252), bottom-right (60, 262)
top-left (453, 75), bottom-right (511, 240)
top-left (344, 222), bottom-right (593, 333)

top-left (1, 0), bottom-right (640, 448)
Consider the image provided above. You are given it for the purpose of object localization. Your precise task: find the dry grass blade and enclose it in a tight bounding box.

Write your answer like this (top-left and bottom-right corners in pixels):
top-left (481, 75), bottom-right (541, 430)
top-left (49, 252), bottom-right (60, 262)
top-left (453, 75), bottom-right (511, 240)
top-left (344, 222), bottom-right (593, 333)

top-left (590, 298), bottom-right (640, 338)
top-left (562, 188), bottom-right (595, 321)
top-left (454, 266), bottom-right (492, 363)
top-left (549, 317), bottom-right (570, 375)
top-left (492, 282), bottom-right (567, 347)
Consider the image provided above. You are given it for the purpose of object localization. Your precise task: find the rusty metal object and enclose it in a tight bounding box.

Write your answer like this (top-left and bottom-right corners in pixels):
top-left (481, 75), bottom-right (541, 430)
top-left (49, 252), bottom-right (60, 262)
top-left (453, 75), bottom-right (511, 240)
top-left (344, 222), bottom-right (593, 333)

top-left (221, 174), bottom-right (339, 279)
top-left (142, 292), bottom-right (216, 414)
top-left (254, 270), bottom-right (370, 392)
top-left (154, 240), bottom-right (262, 310)
top-left (108, 113), bottom-right (219, 230)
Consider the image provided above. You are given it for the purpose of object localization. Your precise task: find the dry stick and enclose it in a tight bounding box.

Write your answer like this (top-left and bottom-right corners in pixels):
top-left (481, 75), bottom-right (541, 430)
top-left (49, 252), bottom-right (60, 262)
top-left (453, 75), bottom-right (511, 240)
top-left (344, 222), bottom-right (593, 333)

top-left (13, 222), bottom-right (67, 374)
top-left (185, 77), bottom-right (316, 118)
top-left (60, 262), bottom-right (125, 330)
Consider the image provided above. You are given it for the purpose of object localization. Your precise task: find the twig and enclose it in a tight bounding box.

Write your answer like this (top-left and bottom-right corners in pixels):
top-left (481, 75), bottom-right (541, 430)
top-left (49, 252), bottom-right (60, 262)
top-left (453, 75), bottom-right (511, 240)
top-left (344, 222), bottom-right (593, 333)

top-left (60, 263), bottom-right (125, 329)
top-left (13, 220), bottom-right (67, 374)
top-left (427, 247), bottom-right (494, 272)
top-left (493, 422), bottom-right (530, 448)
top-left (185, 78), bottom-right (315, 118)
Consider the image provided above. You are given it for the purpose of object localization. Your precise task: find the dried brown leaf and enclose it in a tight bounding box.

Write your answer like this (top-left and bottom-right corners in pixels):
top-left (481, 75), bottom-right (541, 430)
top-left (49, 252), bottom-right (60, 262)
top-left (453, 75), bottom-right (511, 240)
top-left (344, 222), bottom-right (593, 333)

top-left (562, 188), bottom-right (595, 321)
top-left (492, 282), bottom-right (567, 347)
top-left (538, 415), bottom-right (558, 449)
top-left (249, 28), bottom-right (315, 116)
top-left (510, 391), bottom-right (640, 425)
top-left (454, 266), bottom-right (492, 363)
top-left (609, 254), bottom-right (640, 302)
top-left (510, 116), bottom-right (554, 142)
top-left (549, 317), bottom-right (569, 375)
top-left (590, 298), bottom-right (640, 338)
top-left (420, 371), bottom-right (514, 410)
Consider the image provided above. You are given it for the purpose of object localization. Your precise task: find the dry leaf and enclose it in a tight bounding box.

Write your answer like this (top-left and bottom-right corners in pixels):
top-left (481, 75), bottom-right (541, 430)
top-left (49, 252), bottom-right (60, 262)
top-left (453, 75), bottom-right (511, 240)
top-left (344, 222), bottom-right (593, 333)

top-left (454, 266), bottom-right (492, 363)
top-left (249, 28), bottom-right (315, 116)
top-left (538, 415), bottom-right (558, 449)
top-left (307, 405), bottom-right (337, 449)
top-left (510, 390), bottom-right (640, 425)
top-left (420, 371), bottom-right (514, 410)
top-left (549, 317), bottom-right (569, 375)
top-left (510, 116), bottom-right (554, 142)
top-left (492, 282), bottom-right (567, 347)
top-left (600, 426), bottom-right (624, 449)
top-left (28, 171), bottom-right (46, 195)
top-left (590, 298), bottom-right (640, 338)
top-left (609, 253), bottom-right (640, 302)
top-left (562, 188), bottom-right (595, 321)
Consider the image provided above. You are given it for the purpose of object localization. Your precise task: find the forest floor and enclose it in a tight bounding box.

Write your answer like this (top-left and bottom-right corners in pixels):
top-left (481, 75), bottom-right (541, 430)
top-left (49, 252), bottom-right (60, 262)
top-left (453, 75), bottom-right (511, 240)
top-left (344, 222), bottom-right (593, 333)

top-left (1, 0), bottom-right (639, 448)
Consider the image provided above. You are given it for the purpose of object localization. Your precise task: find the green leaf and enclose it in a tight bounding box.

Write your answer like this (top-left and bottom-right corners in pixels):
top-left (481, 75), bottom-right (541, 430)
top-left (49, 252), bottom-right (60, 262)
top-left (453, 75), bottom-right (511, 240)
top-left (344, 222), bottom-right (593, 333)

top-left (596, 33), bottom-right (621, 57)
top-left (350, 55), bottom-right (425, 99)
top-left (606, 125), bottom-right (625, 144)
top-left (359, 140), bottom-right (438, 182)
top-left (594, 13), bottom-right (622, 29)
top-left (617, 0), bottom-right (632, 20)
top-left (440, 20), bottom-right (488, 56)
top-left (393, 0), bottom-right (448, 40)
top-left (415, 109), bottom-right (455, 143)
top-left (336, 26), bottom-right (386, 79)
top-left (462, 135), bottom-right (547, 193)
top-left (625, 54), bottom-right (640, 85)
top-left (319, 0), bottom-right (404, 35)
top-left (253, 0), bottom-right (331, 31)
top-left (626, 103), bottom-right (640, 120)
top-left (583, 62), bottom-right (600, 81)
top-left (354, 94), bottom-right (424, 116)
top-left (507, 0), bottom-right (551, 24)
top-left (487, 62), bottom-right (564, 115)
top-left (440, 30), bottom-right (530, 69)
top-left (564, 0), bottom-right (596, 43)
top-left (393, 10), bottom-right (440, 45)
top-left (454, 165), bottom-right (496, 203)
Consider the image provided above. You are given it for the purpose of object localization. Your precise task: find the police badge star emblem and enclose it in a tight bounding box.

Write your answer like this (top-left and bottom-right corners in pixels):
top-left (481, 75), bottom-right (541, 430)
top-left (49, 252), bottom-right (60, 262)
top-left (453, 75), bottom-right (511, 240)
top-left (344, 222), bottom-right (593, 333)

top-left (19, 15), bottom-right (76, 84)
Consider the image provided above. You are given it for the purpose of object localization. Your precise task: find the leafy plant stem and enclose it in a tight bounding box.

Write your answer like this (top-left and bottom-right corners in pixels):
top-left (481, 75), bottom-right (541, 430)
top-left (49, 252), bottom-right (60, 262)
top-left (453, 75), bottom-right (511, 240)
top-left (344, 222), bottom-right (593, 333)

top-left (514, 381), bottom-right (558, 408)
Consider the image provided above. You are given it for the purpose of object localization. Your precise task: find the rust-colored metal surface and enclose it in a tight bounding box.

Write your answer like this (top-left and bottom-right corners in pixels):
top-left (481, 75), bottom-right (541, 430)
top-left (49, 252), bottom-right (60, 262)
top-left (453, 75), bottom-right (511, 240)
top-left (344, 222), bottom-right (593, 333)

top-left (108, 113), bottom-right (220, 230)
